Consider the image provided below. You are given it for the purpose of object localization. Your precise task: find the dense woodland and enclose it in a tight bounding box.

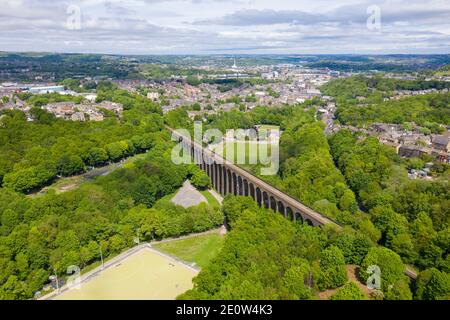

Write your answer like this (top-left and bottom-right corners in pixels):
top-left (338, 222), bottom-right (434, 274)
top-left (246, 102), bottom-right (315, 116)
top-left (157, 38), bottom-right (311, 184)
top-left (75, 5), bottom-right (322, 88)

top-left (0, 133), bottom-right (222, 299)
top-left (0, 84), bottom-right (163, 193)
top-left (173, 101), bottom-right (450, 299)
top-left (322, 76), bottom-right (450, 99)
top-left (306, 56), bottom-right (450, 72)
top-left (329, 131), bottom-right (450, 272)
top-left (0, 75), bottom-right (449, 300)
top-left (0, 54), bottom-right (138, 81)
top-left (0, 85), bottom-right (222, 299)
top-left (321, 76), bottom-right (450, 129)
top-left (336, 93), bottom-right (450, 129)
top-left (180, 196), bottom-right (450, 300)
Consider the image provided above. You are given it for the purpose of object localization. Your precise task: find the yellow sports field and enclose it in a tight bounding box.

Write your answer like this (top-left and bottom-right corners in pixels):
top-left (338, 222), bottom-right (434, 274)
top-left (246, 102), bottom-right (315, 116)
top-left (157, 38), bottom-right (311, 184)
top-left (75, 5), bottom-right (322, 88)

top-left (52, 247), bottom-right (198, 300)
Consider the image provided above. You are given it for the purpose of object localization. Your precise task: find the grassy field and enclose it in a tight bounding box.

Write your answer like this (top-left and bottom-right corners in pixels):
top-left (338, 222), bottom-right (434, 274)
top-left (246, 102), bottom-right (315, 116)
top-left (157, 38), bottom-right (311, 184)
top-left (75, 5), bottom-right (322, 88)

top-left (53, 248), bottom-right (197, 300)
top-left (214, 140), bottom-right (276, 166)
top-left (153, 232), bottom-right (225, 269)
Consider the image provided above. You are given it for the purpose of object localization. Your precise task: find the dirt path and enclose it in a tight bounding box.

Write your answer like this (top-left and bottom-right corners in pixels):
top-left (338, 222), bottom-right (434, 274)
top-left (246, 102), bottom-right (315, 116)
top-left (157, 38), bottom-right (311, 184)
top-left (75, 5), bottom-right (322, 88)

top-left (29, 153), bottom-right (146, 197)
top-left (318, 265), bottom-right (374, 300)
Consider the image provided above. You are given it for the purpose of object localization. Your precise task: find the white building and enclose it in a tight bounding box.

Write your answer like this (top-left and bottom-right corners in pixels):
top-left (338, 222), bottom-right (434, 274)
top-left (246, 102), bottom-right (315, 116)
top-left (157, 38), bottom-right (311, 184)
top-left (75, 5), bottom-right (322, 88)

top-left (147, 92), bottom-right (160, 101)
top-left (28, 86), bottom-right (65, 94)
top-left (262, 71), bottom-right (279, 80)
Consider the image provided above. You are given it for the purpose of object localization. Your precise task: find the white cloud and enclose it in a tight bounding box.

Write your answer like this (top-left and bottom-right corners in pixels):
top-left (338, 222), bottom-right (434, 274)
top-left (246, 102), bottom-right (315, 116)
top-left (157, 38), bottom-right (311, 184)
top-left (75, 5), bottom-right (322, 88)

top-left (0, 0), bottom-right (448, 54)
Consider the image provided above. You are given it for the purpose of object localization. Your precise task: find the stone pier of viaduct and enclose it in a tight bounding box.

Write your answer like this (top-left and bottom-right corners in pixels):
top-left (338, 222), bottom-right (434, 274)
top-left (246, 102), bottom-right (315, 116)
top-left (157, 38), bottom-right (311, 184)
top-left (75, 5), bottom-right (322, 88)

top-left (170, 128), bottom-right (339, 228)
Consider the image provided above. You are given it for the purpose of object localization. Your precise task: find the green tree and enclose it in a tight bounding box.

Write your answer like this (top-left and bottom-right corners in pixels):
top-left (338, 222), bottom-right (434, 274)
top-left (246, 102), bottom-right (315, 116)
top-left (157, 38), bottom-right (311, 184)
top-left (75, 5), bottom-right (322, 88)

top-left (1, 209), bottom-right (21, 232)
top-left (414, 268), bottom-right (450, 300)
top-left (281, 263), bottom-right (313, 300)
top-left (410, 212), bottom-right (437, 252)
top-left (390, 233), bottom-right (417, 263)
top-left (339, 189), bottom-right (358, 213)
top-left (85, 148), bottom-right (109, 167)
top-left (384, 279), bottom-right (413, 300)
top-left (130, 176), bottom-right (159, 208)
top-left (187, 76), bottom-right (201, 86)
top-left (105, 142), bottom-right (126, 162)
top-left (360, 247), bottom-right (408, 294)
top-left (330, 282), bottom-right (367, 300)
top-left (109, 235), bottom-right (126, 254)
top-left (0, 275), bottom-right (27, 300)
top-left (222, 196), bottom-right (259, 227)
top-left (1, 96), bottom-right (10, 104)
top-left (56, 154), bottom-right (85, 177)
top-left (15, 252), bottom-right (29, 280)
top-left (318, 246), bottom-right (348, 290)
top-left (190, 171), bottom-right (211, 190)
top-left (191, 103), bottom-right (201, 111)
top-left (3, 165), bottom-right (55, 193)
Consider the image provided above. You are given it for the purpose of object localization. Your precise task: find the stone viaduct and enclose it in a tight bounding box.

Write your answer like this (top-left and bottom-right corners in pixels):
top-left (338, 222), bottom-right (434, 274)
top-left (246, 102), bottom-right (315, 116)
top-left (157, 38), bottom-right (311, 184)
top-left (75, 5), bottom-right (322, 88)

top-left (169, 127), bottom-right (418, 280)
top-left (170, 128), bottom-right (340, 228)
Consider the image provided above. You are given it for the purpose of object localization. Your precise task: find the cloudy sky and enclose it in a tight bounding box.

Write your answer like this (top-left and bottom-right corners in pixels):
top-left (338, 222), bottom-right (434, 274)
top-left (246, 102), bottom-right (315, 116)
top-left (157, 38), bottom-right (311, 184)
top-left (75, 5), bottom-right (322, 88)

top-left (1, 0), bottom-right (449, 54)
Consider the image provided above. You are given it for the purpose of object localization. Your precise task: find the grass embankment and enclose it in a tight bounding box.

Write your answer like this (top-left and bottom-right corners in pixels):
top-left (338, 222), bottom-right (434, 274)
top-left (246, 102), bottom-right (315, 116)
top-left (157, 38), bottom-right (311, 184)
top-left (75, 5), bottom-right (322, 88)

top-left (153, 232), bottom-right (225, 269)
top-left (200, 190), bottom-right (221, 209)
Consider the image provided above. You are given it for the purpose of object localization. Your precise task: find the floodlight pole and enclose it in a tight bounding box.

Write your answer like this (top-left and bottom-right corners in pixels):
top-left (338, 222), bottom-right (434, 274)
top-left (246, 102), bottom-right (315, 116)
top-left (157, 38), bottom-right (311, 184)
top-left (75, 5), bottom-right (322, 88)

top-left (99, 245), bottom-right (105, 270)
top-left (53, 268), bottom-right (60, 293)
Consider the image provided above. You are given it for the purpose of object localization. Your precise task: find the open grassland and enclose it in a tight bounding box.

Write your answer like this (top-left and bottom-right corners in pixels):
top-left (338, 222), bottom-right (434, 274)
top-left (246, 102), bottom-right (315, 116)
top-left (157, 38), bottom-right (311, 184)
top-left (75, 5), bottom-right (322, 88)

top-left (213, 140), bottom-right (276, 174)
top-left (153, 232), bottom-right (225, 269)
